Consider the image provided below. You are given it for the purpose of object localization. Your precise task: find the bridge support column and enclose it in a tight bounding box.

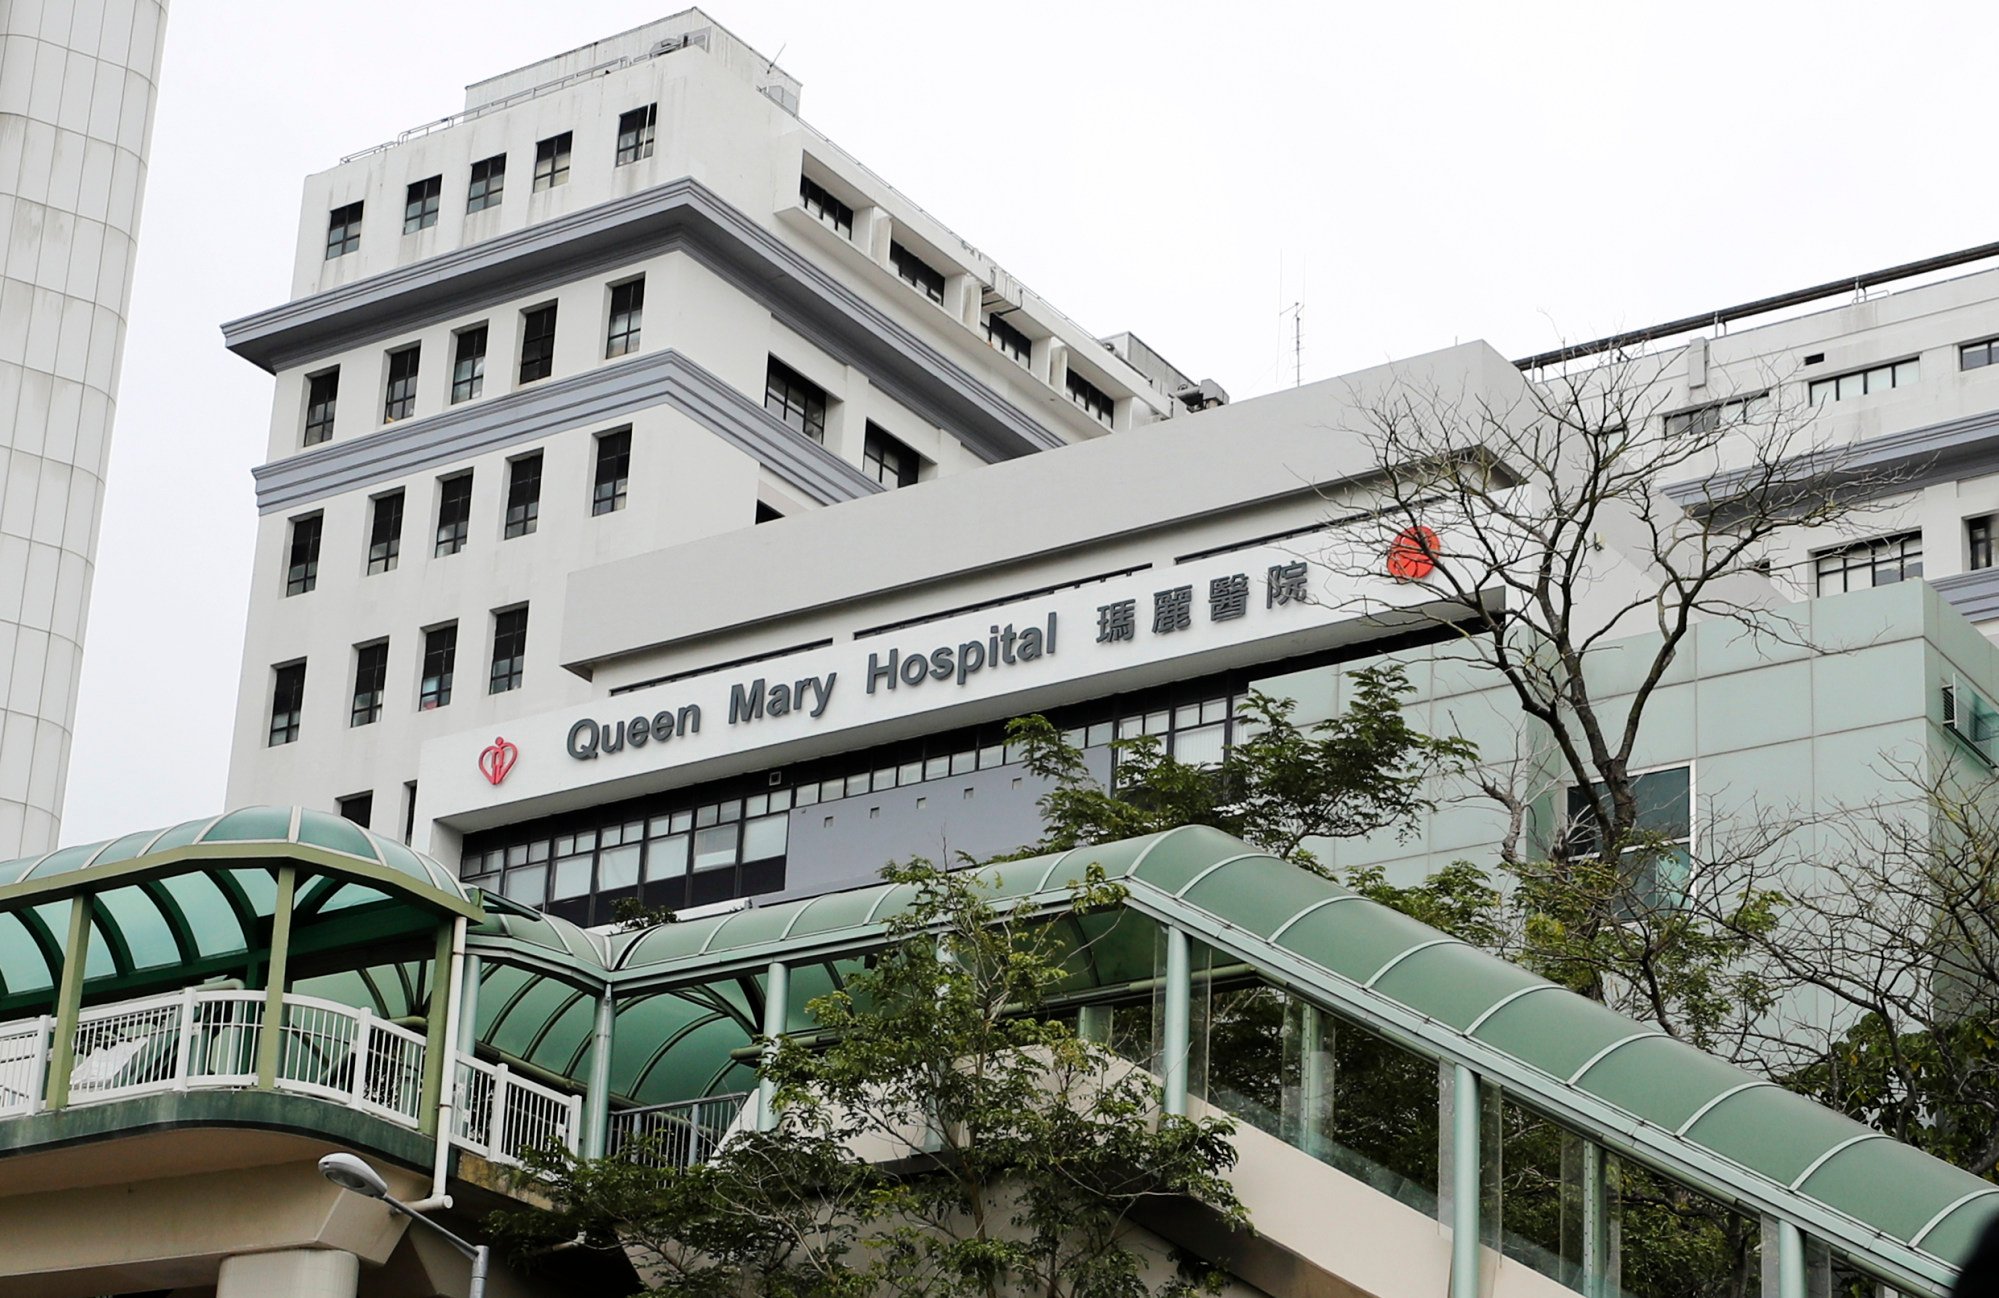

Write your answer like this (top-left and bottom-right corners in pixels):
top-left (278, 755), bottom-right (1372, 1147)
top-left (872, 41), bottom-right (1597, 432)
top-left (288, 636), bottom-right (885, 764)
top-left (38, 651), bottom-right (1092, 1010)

top-left (1776, 1220), bottom-right (1807, 1298)
top-left (418, 920), bottom-right (456, 1137)
top-left (1451, 1064), bottom-right (1481, 1298)
top-left (456, 955), bottom-right (483, 1054)
top-left (1581, 1140), bottom-right (1610, 1298)
top-left (218, 1248), bottom-right (358, 1298)
top-left (1162, 927), bottom-right (1191, 1116)
top-left (583, 990), bottom-right (615, 1157)
top-left (43, 894), bottom-right (93, 1109)
top-left (254, 866), bottom-right (298, 1089)
top-left (758, 960), bottom-right (789, 1131)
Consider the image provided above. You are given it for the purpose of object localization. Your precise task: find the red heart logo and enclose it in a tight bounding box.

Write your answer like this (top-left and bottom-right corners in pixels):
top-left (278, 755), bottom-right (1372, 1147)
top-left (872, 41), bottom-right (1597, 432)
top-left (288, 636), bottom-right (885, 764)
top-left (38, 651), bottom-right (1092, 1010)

top-left (479, 736), bottom-right (519, 786)
top-left (1386, 525), bottom-right (1440, 582)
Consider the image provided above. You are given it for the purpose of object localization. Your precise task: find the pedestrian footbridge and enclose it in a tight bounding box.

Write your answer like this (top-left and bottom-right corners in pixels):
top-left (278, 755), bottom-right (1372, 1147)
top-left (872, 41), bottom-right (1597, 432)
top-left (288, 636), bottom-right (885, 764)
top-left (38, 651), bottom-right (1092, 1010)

top-left (0, 811), bottom-right (1989, 1296)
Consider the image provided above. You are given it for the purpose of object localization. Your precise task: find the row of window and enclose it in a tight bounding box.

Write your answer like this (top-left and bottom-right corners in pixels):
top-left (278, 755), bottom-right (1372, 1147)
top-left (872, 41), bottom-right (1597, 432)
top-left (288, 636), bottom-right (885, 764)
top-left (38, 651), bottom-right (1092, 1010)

top-left (302, 280), bottom-right (642, 445)
top-left (794, 173), bottom-right (1116, 424)
top-left (267, 605), bottom-right (531, 747)
top-left (760, 356), bottom-right (921, 486)
top-left (324, 105), bottom-right (657, 260)
top-left (1660, 333), bottom-right (1999, 433)
top-left (284, 431), bottom-right (629, 596)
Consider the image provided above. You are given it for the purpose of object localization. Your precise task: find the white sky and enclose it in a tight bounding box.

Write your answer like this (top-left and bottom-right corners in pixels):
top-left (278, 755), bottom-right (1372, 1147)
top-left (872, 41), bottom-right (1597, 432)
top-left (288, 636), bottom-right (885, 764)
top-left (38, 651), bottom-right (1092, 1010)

top-left (57, 0), bottom-right (1999, 842)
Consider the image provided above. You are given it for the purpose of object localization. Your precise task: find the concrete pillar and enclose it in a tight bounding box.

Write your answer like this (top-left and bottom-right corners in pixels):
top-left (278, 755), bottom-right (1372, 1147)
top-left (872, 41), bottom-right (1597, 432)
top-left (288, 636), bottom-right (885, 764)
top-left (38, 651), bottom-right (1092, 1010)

top-left (1451, 1064), bottom-right (1481, 1298)
top-left (255, 866), bottom-right (298, 1088)
top-left (1161, 927), bottom-right (1191, 1116)
top-left (218, 1248), bottom-right (359, 1298)
top-left (44, 895), bottom-right (94, 1109)
top-left (1581, 1140), bottom-right (1609, 1298)
top-left (758, 960), bottom-right (789, 1131)
top-left (1777, 1221), bottom-right (1807, 1298)
top-left (583, 990), bottom-right (615, 1158)
top-left (418, 921), bottom-right (456, 1136)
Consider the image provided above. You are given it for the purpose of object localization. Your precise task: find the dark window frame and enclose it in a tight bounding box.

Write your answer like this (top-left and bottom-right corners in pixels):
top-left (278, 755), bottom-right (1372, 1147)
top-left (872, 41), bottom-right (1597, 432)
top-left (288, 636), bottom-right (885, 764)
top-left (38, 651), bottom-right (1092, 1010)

top-left (351, 641), bottom-right (389, 727)
top-left (434, 472), bottom-right (473, 557)
top-left (798, 175), bottom-right (853, 237)
top-left (519, 304), bottom-right (558, 384)
top-left (1814, 531), bottom-right (1924, 595)
top-left (1972, 516), bottom-right (1995, 572)
top-left (1065, 368), bottom-right (1114, 425)
top-left (284, 513), bottom-right (323, 597)
top-left (504, 453), bottom-right (543, 539)
top-left (862, 423), bottom-right (919, 488)
top-left (367, 491), bottom-right (404, 575)
top-left (325, 202), bottom-right (363, 259)
top-left (467, 154), bottom-right (506, 212)
top-left (269, 661), bottom-right (306, 746)
top-left (419, 624), bottom-right (458, 711)
top-left (403, 175), bottom-right (442, 234)
top-left (615, 104), bottom-right (657, 165)
top-left (451, 326), bottom-right (488, 404)
top-left (303, 369), bottom-right (339, 446)
top-left (490, 606), bottom-right (529, 694)
top-left (383, 344), bottom-right (421, 423)
top-left (605, 278), bottom-right (644, 358)
top-left (889, 240), bottom-right (946, 305)
top-left (764, 357), bottom-right (828, 443)
top-left (593, 428), bottom-right (632, 516)
top-left (532, 132), bottom-right (572, 191)
top-left (985, 313), bottom-right (1031, 365)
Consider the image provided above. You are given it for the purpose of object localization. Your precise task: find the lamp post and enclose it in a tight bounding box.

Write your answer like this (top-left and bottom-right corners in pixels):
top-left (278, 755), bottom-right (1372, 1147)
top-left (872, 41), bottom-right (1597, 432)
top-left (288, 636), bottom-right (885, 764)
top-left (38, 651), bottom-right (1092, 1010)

top-left (318, 1153), bottom-right (489, 1297)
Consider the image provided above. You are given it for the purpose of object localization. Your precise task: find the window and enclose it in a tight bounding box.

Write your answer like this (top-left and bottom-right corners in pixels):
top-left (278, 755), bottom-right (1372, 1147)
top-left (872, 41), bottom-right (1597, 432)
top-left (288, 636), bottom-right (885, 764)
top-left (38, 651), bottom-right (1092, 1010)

top-left (1567, 766), bottom-right (1692, 911)
top-left (519, 304), bottom-right (557, 384)
top-left (402, 175), bottom-right (441, 233)
top-left (419, 625), bottom-right (457, 710)
top-left (1663, 391), bottom-right (1767, 437)
top-left (467, 154), bottom-right (505, 212)
top-left (1815, 531), bottom-right (1923, 595)
top-left (1066, 369), bottom-right (1114, 425)
top-left (605, 278), bottom-right (644, 358)
top-left (434, 472), bottom-right (472, 557)
top-left (336, 792), bottom-right (373, 828)
top-left (593, 428), bottom-right (631, 515)
top-left (490, 606), bottom-right (528, 694)
top-left (889, 241), bottom-right (946, 304)
top-left (382, 344), bottom-right (420, 422)
top-left (451, 326), bottom-right (487, 403)
top-left (985, 313), bottom-right (1031, 365)
top-left (303, 370), bottom-right (339, 445)
top-left (269, 662), bottom-right (306, 746)
top-left (862, 423), bottom-right (918, 488)
top-left (764, 358), bottom-right (827, 443)
top-left (284, 513), bottom-right (322, 597)
top-left (1963, 337), bottom-right (1999, 370)
top-left (615, 104), bottom-right (657, 165)
top-left (532, 132), bottom-right (571, 191)
top-left (366, 491), bottom-right (403, 575)
top-left (351, 641), bottom-right (388, 727)
top-left (325, 201), bottom-right (362, 259)
top-left (799, 174), bottom-right (852, 237)
top-left (504, 453), bottom-right (542, 539)
top-left (1809, 358), bottom-right (1919, 404)
top-left (1974, 516), bottom-right (1995, 572)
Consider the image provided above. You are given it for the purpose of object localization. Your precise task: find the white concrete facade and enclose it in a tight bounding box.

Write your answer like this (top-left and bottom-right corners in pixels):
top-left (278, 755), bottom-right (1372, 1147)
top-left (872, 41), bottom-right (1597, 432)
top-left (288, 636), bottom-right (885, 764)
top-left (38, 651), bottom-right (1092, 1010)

top-left (222, 10), bottom-right (1205, 840)
top-left (0, 0), bottom-right (168, 857)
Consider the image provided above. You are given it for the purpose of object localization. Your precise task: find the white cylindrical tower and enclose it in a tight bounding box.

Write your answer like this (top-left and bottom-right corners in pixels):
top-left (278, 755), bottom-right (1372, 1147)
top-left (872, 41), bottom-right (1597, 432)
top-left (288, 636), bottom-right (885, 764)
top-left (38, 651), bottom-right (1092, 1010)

top-left (0, 0), bottom-right (170, 855)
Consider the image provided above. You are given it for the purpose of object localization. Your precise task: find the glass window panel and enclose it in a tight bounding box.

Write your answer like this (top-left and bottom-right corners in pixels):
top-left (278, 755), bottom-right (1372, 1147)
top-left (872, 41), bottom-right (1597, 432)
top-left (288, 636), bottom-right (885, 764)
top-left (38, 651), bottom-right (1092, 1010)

top-left (693, 825), bottom-right (738, 871)
top-left (874, 766), bottom-right (898, 790)
top-left (552, 855), bottom-right (592, 899)
top-left (924, 756), bottom-right (950, 780)
top-left (1894, 358), bottom-right (1920, 387)
top-left (505, 844), bottom-right (528, 867)
top-left (1174, 722), bottom-right (1227, 768)
top-left (898, 762), bottom-right (923, 785)
top-left (1086, 722), bottom-right (1113, 747)
top-left (951, 750), bottom-right (976, 775)
top-left (647, 815), bottom-right (674, 837)
top-left (747, 793), bottom-right (769, 817)
top-left (1145, 710), bottom-right (1170, 734)
top-left (671, 811), bottom-right (692, 834)
top-left (1809, 378), bottom-right (1834, 404)
top-left (742, 814), bottom-right (787, 861)
top-left (1836, 372), bottom-right (1865, 400)
top-left (695, 804), bottom-right (718, 829)
top-left (1175, 704), bottom-right (1202, 728)
top-left (794, 784), bottom-right (820, 808)
top-left (719, 799), bottom-right (742, 822)
top-left (644, 834), bottom-right (688, 880)
top-left (502, 866), bottom-right (546, 903)
top-left (598, 842), bottom-right (641, 891)
top-left (978, 745), bottom-right (1004, 768)
top-left (1200, 698), bottom-right (1230, 724)
top-left (821, 779), bottom-right (845, 802)
top-left (1062, 727), bottom-right (1086, 748)
top-left (846, 773), bottom-right (872, 797)
top-left (528, 841), bottom-right (549, 863)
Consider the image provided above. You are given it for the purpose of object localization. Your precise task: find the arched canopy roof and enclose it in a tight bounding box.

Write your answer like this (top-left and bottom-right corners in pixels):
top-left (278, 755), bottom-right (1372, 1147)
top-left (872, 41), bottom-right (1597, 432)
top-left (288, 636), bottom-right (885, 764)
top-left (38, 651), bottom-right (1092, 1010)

top-left (463, 824), bottom-right (1997, 1287)
top-left (0, 807), bottom-right (480, 1011)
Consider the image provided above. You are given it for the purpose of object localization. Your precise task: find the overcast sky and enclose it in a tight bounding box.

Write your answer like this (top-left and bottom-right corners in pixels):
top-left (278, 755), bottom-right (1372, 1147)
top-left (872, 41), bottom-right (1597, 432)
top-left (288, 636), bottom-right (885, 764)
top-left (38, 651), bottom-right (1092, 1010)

top-left (56, 0), bottom-right (1999, 843)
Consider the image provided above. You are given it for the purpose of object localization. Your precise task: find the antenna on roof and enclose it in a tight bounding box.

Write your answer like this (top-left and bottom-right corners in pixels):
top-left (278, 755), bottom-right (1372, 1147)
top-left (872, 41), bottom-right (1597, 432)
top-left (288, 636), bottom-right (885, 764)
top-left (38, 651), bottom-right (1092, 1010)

top-left (767, 42), bottom-right (786, 73)
top-left (1280, 301), bottom-right (1303, 388)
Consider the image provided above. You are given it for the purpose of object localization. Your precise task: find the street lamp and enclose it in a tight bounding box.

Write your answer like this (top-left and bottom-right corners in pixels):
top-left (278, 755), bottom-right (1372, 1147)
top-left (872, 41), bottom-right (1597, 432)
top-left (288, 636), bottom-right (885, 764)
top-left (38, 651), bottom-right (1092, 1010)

top-left (318, 1153), bottom-right (489, 1298)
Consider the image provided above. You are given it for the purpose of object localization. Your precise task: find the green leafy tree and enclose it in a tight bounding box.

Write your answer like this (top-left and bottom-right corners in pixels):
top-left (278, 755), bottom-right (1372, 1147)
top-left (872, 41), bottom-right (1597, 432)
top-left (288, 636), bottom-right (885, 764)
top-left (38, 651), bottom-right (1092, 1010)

top-left (499, 862), bottom-right (1246, 1298)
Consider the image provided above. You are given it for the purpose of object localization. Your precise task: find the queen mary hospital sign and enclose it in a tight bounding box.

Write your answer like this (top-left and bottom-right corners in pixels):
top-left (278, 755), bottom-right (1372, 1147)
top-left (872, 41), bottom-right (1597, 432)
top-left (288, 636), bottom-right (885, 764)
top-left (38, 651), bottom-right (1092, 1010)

top-left (420, 529), bottom-right (1468, 824)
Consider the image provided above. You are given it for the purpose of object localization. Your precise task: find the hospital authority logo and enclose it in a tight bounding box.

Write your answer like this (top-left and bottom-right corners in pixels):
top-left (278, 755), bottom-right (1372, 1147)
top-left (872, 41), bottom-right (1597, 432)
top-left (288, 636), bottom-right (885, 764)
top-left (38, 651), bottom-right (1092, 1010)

top-left (479, 736), bottom-right (519, 786)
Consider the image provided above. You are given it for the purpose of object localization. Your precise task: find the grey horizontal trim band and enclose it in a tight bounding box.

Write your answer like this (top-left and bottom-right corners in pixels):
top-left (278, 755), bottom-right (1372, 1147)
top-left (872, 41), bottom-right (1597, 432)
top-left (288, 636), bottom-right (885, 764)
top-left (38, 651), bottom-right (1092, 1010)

top-left (1930, 568), bottom-right (1999, 622)
top-left (250, 348), bottom-right (883, 514)
top-left (1662, 406), bottom-right (1999, 509)
top-left (222, 177), bottom-right (1064, 464)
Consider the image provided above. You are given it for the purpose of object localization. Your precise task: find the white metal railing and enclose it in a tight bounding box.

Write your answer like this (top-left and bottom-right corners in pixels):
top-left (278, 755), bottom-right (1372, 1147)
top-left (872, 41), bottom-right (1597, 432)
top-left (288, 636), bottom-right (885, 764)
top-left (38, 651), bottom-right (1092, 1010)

top-left (0, 989), bottom-right (428, 1128)
top-left (607, 1092), bottom-right (751, 1170)
top-left (451, 1054), bottom-right (583, 1167)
